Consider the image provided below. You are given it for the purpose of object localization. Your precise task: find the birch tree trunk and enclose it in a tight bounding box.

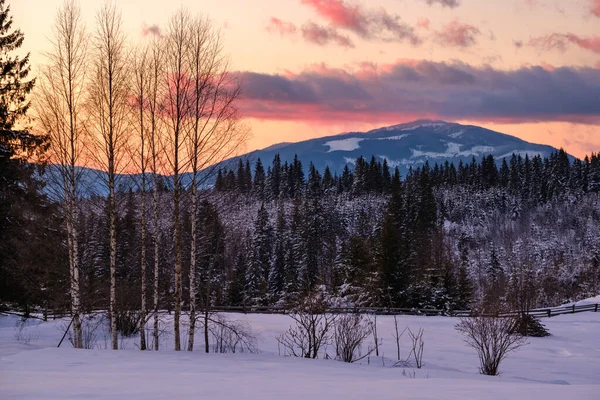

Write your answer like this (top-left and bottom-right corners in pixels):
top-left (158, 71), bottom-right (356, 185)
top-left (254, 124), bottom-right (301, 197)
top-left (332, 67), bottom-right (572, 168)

top-left (36, 0), bottom-right (87, 349)
top-left (185, 15), bottom-right (247, 350)
top-left (89, 4), bottom-right (130, 350)
top-left (187, 176), bottom-right (197, 351)
top-left (133, 47), bottom-right (149, 351)
top-left (164, 10), bottom-right (191, 352)
top-left (148, 37), bottom-right (163, 352)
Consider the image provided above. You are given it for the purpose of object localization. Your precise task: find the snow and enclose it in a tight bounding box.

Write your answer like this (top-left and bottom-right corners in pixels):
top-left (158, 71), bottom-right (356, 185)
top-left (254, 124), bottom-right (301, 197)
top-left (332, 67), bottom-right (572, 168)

top-left (1, 312), bottom-right (599, 399)
top-left (411, 142), bottom-right (477, 159)
top-left (378, 155), bottom-right (422, 167)
top-left (498, 150), bottom-right (544, 159)
top-left (410, 143), bottom-right (499, 159)
top-left (471, 145), bottom-right (496, 153)
top-left (448, 130), bottom-right (465, 139)
top-left (376, 134), bottom-right (410, 141)
top-left (397, 122), bottom-right (448, 131)
top-left (324, 138), bottom-right (363, 152)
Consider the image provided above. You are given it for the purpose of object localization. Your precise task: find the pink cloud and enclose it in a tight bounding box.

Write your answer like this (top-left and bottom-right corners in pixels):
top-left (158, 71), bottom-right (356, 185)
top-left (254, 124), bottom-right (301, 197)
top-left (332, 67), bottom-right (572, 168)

top-left (591, 0), bottom-right (600, 17)
top-left (417, 17), bottom-right (430, 30)
top-left (300, 0), bottom-right (420, 44)
top-left (266, 17), bottom-right (298, 36)
top-left (530, 33), bottom-right (600, 54)
top-left (435, 20), bottom-right (481, 48)
top-left (301, 22), bottom-right (354, 47)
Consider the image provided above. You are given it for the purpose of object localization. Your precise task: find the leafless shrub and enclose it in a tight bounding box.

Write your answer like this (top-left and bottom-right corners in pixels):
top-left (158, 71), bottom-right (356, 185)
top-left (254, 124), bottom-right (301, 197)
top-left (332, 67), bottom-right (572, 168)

top-left (455, 315), bottom-right (527, 375)
top-left (208, 314), bottom-right (258, 354)
top-left (334, 313), bottom-right (373, 363)
top-left (277, 293), bottom-right (337, 359)
top-left (407, 327), bottom-right (425, 369)
top-left (369, 314), bottom-right (381, 357)
top-left (13, 319), bottom-right (38, 343)
top-left (81, 314), bottom-right (105, 349)
top-left (391, 315), bottom-right (407, 361)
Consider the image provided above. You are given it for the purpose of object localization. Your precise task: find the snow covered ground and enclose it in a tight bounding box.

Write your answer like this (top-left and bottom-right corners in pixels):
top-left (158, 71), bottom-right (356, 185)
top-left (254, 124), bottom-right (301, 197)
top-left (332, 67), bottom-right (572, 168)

top-left (1, 311), bottom-right (599, 399)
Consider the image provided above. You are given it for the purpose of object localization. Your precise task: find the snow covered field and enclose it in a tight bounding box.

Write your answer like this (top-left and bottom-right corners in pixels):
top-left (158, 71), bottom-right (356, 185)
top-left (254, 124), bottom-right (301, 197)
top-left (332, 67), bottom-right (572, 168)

top-left (1, 311), bottom-right (599, 399)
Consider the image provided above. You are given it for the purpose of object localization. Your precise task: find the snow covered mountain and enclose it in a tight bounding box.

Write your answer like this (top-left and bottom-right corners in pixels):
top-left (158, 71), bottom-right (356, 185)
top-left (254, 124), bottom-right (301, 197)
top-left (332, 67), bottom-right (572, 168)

top-left (226, 120), bottom-right (565, 176)
top-left (43, 120), bottom-right (568, 196)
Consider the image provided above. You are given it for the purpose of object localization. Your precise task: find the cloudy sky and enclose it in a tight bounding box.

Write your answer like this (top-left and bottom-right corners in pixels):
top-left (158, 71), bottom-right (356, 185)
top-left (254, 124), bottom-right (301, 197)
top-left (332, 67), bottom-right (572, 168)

top-left (13, 0), bottom-right (600, 158)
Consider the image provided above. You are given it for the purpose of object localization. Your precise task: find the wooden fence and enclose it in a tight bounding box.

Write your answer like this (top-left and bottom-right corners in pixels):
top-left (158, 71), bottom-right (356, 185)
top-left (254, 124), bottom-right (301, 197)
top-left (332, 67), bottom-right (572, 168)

top-left (2, 303), bottom-right (598, 320)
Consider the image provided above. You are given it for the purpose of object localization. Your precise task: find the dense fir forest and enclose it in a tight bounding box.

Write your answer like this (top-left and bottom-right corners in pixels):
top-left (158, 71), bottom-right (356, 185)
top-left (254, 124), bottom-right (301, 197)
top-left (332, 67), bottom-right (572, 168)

top-left (4, 149), bottom-right (600, 315)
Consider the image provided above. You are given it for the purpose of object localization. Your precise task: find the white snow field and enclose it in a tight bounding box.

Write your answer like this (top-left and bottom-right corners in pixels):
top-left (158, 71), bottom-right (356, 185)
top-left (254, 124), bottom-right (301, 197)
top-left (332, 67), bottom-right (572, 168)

top-left (1, 311), bottom-right (599, 400)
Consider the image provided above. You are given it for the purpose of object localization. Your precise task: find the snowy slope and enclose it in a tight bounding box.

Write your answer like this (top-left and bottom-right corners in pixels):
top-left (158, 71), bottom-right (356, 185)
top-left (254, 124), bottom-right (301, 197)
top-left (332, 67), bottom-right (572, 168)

top-left (1, 311), bottom-right (599, 399)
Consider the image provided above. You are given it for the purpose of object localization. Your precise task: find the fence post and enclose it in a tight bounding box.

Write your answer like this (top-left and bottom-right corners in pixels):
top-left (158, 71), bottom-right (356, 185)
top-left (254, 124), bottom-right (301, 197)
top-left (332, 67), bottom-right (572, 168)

top-left (572, 304), bottom-right (576, 314)
top-left (547, 309), bottom-right (551, 318)
top-left (595, 304), bottom-right (598, 312)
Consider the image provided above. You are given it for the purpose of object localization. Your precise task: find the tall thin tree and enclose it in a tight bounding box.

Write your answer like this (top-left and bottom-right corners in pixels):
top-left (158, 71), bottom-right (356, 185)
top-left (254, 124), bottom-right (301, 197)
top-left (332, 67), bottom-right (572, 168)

top-left (88, 3), bottom-right (130, 350)
top-left (131, 45), bottom-right (150, 350)
top-left (185, 15), bottom-right (246, 352)
top-left (164, 9), bottom-right (191, 351)
top-left (147, 35), bottom-right (165, 351)
top-left (36, 0), bottom-right (86, 349)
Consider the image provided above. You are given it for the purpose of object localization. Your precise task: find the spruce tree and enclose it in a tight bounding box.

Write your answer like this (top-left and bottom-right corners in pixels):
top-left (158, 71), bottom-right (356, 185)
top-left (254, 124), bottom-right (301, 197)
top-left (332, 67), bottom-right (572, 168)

top-left (253, 158), bottom-right (265, 200)
top-left (0, 0), bottom-right (34, 130)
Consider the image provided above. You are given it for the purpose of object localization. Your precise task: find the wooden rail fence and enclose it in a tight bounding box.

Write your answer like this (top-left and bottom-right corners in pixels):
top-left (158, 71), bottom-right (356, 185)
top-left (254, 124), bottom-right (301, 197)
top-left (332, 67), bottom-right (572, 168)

top-left (2, 303), bottom-right (598, 320)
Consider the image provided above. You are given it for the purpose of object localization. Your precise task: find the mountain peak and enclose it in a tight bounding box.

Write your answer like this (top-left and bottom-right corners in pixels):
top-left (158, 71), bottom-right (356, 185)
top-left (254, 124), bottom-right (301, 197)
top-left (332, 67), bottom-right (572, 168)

top-left (371, 119), bottom-right (452, 133)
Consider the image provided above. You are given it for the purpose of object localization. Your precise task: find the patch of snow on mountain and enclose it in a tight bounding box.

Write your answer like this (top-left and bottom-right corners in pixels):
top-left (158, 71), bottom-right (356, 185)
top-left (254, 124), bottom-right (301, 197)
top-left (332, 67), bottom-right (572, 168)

top-left (378, 155), bottom-right (421, 167)
top-left (498, 150), bottom-right (543, 159)
top-left (375, 134), bottom-right (409, 140)
top-left (411, 142), bottom-right (480, 159)
top-left (399, 122), bottom-right (447, 132)
top-left (448, 130), bottom-right (465, 139)
top-left (471, 146), bottom-right (496, 153)
top-left (324, 138), bottom-right (363, 153)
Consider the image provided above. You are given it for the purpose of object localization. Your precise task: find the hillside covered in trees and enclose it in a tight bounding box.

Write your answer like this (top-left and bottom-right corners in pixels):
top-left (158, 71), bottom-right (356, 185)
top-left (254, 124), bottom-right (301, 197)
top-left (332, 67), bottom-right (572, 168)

top-left (4, 149), bottom-right (599, 317)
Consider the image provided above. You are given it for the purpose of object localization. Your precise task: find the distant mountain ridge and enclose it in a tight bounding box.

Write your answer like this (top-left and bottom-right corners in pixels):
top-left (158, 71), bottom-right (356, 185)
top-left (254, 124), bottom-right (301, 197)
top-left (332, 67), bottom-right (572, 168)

top-left (43, 120), bottom-right (570, 196)
top-left (222, 120), bottom-right (567, 177)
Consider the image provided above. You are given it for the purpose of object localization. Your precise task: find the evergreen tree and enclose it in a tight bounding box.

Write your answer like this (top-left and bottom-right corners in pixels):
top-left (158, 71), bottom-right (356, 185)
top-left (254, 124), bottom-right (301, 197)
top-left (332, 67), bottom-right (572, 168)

top-left (253, 158), bottom-right (265, 200)
top-left (0, 0), bottom-right (34, 130)
top-left (269, 202), bottom-right (286, 304)
top-left (245, 203), bottom-right (272, 305)
top-left (270, 153), bottom-right (282, 200)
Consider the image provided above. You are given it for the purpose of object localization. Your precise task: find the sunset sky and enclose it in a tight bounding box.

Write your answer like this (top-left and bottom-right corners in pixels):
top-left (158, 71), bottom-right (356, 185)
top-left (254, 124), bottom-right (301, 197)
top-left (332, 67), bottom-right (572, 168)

top-left (12, 0), bottom-right (600, 158)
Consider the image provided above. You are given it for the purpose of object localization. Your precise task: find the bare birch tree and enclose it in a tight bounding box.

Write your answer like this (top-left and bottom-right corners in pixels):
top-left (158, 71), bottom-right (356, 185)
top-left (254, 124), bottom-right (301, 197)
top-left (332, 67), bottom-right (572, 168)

top-left (36, 0), bottom-right (87, 349)
top-left (163, 9), bottom-right (191, 351)
top-left (146, 35), bottom-right (165, 352)
top-left (131, 45), bottom-right (150, 350)
top-left (185, 15), bottom-right (246, 352)
top-left (88, 3), bottom-right (130, 350)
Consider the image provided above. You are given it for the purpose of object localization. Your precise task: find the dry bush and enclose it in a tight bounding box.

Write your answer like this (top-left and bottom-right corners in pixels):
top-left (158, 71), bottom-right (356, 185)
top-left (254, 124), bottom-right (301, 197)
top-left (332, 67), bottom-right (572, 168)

top-left (13, 319), bottom-right (38, 343)
top-left (209, 314), bottom-right (258, 354)
top-left (81, 314), bottom-right (105, 349)
top-left (456, 315), bottom-right (527, 375)
top-left (407, 327), bottom-right (425, 369)
top-left (334, 313), bottom-right (373, 363)
top-left (277, 292), bottom-right (337, 359)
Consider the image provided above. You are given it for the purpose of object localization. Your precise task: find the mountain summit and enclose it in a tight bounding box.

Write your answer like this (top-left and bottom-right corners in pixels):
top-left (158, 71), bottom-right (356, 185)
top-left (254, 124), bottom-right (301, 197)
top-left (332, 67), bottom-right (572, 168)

top-left (228, 120), bottom-right (562, 176)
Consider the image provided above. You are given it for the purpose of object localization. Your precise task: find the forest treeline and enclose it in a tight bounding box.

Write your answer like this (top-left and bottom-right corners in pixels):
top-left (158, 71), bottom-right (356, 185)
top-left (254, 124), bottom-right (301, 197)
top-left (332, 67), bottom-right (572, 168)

top-left (5, 149), bottom-right (599, 320)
